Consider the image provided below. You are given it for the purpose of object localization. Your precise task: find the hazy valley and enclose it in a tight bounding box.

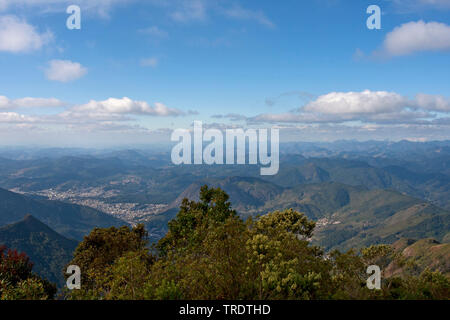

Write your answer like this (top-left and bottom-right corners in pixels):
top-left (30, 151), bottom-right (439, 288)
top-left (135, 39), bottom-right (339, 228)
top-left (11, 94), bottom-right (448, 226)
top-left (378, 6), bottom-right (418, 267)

top-left (0, 140), bottom-right (449, 287)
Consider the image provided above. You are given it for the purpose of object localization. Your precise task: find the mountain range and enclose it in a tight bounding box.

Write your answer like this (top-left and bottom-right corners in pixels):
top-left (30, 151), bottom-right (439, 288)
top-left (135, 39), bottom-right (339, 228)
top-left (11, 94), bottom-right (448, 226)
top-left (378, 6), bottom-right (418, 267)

top-left (0, 141), bottom-right (449, 209)
top-left (146, 178), bottom-right (450, 251)
top-left (0, 141), bottom-right (448, 285)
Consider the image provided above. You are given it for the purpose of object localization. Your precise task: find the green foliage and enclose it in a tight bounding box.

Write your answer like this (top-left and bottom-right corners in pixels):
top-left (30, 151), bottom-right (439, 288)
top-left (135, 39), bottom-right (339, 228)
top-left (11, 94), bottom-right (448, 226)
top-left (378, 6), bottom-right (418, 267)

top-left (251, 208), bottom-right (315, 240)
top-left (0, 245), bottom-right (55, 300)
top-left (66, 224), bottom-right (151, 299)
top-left (245, 209), bottom-right (327, 299)
top-left (157, 185), bottom-right (237, 255)
top-left (58, 186), bottom-right (450, 300)
top-left (378, 269), bottom-right (450, 300)
top-left (361, 244), bottom-right (394, 269)
top-left (1, 278), bottom-right (48, 300)
top-left (107, 250), bottom-right (153, 300)
top-left (149, 279), bottom-right (183, 300)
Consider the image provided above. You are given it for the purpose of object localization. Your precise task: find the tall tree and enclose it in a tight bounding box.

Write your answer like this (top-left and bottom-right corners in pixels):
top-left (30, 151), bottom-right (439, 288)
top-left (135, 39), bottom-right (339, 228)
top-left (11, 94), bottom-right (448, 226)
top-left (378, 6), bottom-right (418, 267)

top-left (66, 225), bottom-right (150, 299)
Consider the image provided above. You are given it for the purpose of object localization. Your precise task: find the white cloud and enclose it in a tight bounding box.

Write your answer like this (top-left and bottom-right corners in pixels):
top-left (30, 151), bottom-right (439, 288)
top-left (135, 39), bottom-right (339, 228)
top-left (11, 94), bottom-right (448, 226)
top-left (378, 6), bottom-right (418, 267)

top-left (415, 93), bottom-right (450, 111)
top-left (0, 95), bottom-right (193, 132)
top-left (45, 60), bottom-right (88, 82)
top-left (0, 95), bottom-right (65, 109)
top-left (64, 97), bottom-right (186, 119)
top-left (0, 15), bottom-right (52, 53)
top-left (0, 112), bottom-right (37, 123)
top-left (0, 96), bottom-right (9, 109)
top-left (304, 90), bottom-right (408, 115)
top-left (140, 57), bottom-right (159, 68)
top-left (381, 20), bottom-right (450, 56)
top-left (0, 94), bottom-right (196, 143)
top-left (248, 90), bottom-right (450, 125)
top-left (13, 97), bottom-right (65, 108)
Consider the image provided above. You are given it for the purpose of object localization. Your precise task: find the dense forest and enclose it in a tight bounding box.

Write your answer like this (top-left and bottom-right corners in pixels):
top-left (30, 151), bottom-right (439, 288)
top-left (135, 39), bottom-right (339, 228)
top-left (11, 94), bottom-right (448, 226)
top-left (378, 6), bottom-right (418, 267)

top-left (1, 186), bottom-right (449, 300)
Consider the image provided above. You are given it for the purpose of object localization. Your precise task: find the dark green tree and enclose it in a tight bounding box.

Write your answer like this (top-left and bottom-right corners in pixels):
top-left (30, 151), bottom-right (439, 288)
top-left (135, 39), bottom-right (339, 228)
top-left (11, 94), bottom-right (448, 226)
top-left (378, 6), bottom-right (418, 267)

top-left (66, 224), bottom-right (151, 299)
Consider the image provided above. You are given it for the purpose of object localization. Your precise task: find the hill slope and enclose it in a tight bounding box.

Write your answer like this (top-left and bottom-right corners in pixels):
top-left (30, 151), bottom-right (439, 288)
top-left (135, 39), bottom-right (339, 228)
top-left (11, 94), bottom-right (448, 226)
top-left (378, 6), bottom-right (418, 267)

top-left (0, 215), bottom-right (78, 286)
top-left (386, 238), bottom-right (450, 277)
top-left (0, 187), bottom-right (127, 240)
top-left (263, 158), bottom-right (450, 210)
top-left (147, 179), bottom-right (450, 250)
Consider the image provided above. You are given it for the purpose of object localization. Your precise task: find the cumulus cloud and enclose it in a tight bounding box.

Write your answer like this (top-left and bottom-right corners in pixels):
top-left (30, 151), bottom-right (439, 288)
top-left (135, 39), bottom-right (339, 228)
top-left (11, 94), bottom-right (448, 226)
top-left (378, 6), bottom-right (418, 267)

top-left (0, 93), bottom-right (199, 145)
top-left (303, 90), bottom-right (408, 114)
top-left (44, 60), bottom-right (88, 82)
top-left (0, 15), bottom-right (52, 53)
top-left (0, 95), bottom-right (192, 128)
top-left (380, 20), bottom-right (450, 57)
top-left (248, 90), bottom-right (450, 125)
top-left (415, 93), bottom-right (450, 111)
top-left (63, 97), bottom-right (186, 120)
top-left (4, 90), bottom-right (433, 129)
top-left (0, 95), bottom-right (65, 109)
top-left (0, 94), bottom-right (192, 129)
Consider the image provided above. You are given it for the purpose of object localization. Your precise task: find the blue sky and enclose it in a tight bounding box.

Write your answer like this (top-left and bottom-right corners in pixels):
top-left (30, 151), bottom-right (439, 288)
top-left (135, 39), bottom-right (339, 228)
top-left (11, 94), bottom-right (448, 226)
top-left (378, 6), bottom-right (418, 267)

top-left (0, 0), bottom-right (449, 146)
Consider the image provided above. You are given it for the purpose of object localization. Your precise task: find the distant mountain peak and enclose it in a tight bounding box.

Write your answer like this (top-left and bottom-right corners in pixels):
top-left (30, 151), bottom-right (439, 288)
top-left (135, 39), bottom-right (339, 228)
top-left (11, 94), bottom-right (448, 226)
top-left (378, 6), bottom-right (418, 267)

top-left (0, 216), bottom-right (79, 287)
top-left (1, 214), bottom-right (59, 236)
top-left (21, 214), bottom-right (47, 229)
top-left (23, 214), bottom-right (36, 222)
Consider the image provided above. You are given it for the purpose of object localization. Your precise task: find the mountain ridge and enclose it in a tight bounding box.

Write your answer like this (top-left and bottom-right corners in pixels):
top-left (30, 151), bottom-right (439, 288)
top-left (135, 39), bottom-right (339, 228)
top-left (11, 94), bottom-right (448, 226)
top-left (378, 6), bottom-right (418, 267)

top-left (0, 215), bottom-right (78, 287)
top-left (146, 178), bottom-right (450, 250)
top-left (0, 187), bottom-right (127, 240)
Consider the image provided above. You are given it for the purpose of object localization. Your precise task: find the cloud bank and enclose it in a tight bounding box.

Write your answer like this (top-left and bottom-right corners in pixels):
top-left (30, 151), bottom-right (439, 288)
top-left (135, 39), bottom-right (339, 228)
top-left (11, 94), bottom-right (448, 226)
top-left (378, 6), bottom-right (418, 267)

top-left (222, 90), bottom-right (450, 126)
top-left (0, 94), bottom-right (194, 138)
top-left (64, 97), bottom-right (185, 119)
top-left (0, 96), bottom-right (65, 109)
